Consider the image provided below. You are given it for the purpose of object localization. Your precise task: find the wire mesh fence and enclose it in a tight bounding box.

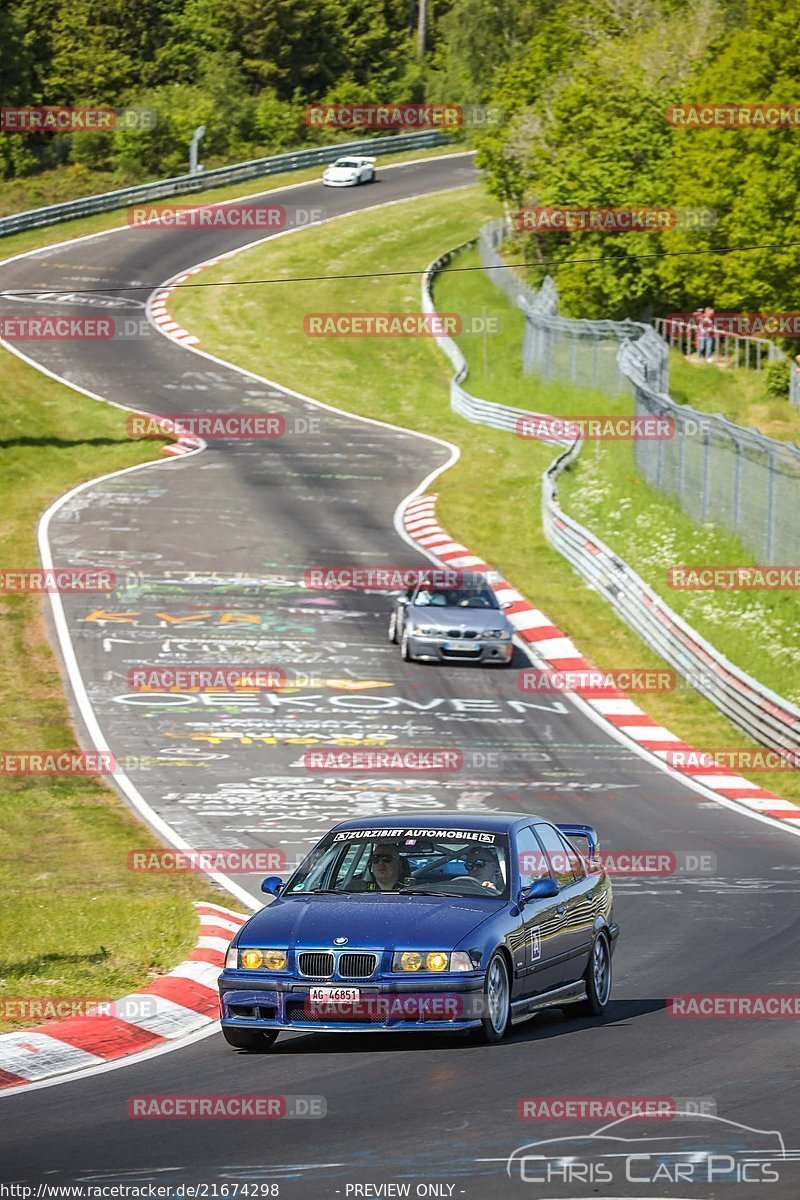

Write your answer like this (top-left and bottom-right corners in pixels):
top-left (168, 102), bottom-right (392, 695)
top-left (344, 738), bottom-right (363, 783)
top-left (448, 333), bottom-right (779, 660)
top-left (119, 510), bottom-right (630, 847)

top-left (479, 219), bottom-right (661, 396)
top-left (480, 219), bottom-right (800, 564)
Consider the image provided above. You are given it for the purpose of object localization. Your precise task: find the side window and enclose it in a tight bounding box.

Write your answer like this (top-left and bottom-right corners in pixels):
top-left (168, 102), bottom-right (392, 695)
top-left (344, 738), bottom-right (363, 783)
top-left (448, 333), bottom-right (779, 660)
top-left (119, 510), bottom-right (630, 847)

top-left (556, 830), bottom-right (586, 881)
top-left (533, 824), bottom-right (577, 889)
top-left (515, 826), bottom-right (551, 889)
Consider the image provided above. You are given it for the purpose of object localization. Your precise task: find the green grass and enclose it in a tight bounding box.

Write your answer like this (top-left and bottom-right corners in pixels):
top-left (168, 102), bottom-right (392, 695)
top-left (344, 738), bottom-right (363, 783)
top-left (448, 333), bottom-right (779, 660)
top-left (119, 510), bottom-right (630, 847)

top-left (668, 350), bottom-right (800, 443)
top-left (169, 188), bottom-right (800, 805)
top-left (0, 348), bottom-right (223, 1033)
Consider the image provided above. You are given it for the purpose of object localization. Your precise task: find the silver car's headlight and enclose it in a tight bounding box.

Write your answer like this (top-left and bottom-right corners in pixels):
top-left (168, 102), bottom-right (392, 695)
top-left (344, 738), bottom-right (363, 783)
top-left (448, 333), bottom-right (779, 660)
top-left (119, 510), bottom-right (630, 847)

top-left (414, 626), bottom-right (441, 637)
top-left (484, 629), bottom-right (512, 640)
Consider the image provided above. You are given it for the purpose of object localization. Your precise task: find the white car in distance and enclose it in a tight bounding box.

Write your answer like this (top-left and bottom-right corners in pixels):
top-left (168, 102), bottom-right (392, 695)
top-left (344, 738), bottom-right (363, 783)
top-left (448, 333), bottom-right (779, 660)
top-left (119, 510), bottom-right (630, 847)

top-left (322, 156), bottom-right (377, 187)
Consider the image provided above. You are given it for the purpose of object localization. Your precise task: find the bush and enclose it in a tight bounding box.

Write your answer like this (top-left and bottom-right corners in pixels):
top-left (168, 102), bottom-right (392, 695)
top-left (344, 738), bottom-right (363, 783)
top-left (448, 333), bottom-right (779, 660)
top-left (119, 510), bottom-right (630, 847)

top-left (762, 357), bottom-right (790, 400)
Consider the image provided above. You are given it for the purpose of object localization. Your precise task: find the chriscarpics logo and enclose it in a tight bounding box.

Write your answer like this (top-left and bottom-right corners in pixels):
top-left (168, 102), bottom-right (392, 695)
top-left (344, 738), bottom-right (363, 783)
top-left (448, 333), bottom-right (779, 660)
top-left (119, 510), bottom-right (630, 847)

top-left (506, 1112), bottom-right (787, 1186)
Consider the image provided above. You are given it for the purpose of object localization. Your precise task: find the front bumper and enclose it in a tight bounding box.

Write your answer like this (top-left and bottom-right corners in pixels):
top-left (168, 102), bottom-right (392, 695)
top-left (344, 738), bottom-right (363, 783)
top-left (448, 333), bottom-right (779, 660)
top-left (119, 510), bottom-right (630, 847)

top-left (407, 632), bottom-right (514, 664)
top-left (322, 176), bottom-right (358, 187)
top-left (218, 971), bottom-right (486, 1033)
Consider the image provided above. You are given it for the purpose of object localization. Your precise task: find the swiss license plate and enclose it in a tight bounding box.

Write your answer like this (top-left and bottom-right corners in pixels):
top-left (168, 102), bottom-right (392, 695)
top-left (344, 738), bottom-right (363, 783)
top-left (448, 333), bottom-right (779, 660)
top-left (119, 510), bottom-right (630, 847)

top-left (444, 640), bottom-right (476, 650)
top-left (309, 986), bottom-right (361, 1003)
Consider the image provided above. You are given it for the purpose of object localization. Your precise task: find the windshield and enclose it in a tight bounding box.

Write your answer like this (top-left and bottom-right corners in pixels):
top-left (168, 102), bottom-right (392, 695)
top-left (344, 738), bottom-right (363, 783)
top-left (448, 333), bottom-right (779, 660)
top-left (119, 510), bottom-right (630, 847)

top-left (335, 159), bottom-right (359, 167)
top-left (413, 585), bottom-right (499, 609)
top-left (283, 830), bottom-right (510, 899)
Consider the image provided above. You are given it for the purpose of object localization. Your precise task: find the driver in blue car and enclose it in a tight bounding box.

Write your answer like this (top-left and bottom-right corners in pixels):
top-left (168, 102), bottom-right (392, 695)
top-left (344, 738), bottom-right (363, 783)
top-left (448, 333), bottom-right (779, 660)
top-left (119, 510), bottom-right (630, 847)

top-left (465, 846), bottom-right (503, 893)
top-left (351, 843), bottom-right (411, 892)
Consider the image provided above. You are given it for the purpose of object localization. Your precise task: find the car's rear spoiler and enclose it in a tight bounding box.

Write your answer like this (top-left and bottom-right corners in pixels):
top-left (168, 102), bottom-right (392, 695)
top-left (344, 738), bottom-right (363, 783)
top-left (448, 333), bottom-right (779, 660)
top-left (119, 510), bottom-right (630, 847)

top-left (362, 157), bottom-right (377, 164)
top-left (557, 823), bottom-right (599, 863)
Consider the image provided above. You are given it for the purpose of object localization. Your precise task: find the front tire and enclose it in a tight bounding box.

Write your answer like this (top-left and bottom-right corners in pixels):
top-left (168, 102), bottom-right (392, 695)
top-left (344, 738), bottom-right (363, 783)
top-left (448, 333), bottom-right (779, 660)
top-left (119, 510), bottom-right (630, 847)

top-left (388, 611), bottom-right (398, 643)
top-left (222, 1026), bottom-right (279, 1052)
top-left (475, 952), bottom-right (511, 1043)
top-left (575, 932), bottom-right (612, 1017)
top-left (400, 629), bottom-right (412, 661)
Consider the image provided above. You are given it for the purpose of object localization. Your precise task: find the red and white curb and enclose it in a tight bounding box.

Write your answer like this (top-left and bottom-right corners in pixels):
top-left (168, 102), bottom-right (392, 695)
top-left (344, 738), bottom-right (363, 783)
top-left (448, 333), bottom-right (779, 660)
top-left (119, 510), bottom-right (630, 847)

top-left (403, 494), bottom-right (800, 828)
top-left (149, 276), bottom-right (200, 346)
top-left (148, 253), bottom-right (239, 349)
top-left (146, 413), bottom-right (205, 459)
top-left (0, 902), bottom-right (246, 1089)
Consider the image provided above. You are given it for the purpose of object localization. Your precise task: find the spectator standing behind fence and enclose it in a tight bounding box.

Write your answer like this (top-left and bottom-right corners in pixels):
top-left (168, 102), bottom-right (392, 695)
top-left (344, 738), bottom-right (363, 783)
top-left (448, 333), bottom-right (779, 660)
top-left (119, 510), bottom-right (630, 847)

top-left (699, 306), bottom-right (715, 362)
top-left (692, 306), bottom-right (704, 357)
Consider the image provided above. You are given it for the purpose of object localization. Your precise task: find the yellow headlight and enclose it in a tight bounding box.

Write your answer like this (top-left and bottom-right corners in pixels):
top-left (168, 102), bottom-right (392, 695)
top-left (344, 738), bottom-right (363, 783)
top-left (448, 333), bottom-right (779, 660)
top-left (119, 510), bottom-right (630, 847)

top-left (400, 951), bottom-right (423, 972)
top-left (426, 952), bottom-right (449, 972)
top-left (262, 950), bottom-right (288, 971)
top-left (240, 949), bottom-right (264, 970)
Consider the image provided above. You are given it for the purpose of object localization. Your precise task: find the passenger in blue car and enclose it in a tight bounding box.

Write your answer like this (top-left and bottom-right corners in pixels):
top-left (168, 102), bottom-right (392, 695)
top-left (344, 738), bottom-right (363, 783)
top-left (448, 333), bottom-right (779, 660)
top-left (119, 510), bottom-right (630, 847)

top-left (351, 843), bottom-right (410, 892)
top-left (465, 846), bottom-right (503, 894)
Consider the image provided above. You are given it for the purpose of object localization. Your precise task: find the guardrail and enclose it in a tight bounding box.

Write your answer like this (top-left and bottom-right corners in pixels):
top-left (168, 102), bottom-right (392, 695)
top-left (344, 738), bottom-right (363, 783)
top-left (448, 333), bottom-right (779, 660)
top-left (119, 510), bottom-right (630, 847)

top-left (422, 241), bottom-right (800, 758)
top-left (0, 131), bottom-right (453, 238)
top-left (421, 245), bottom-right (566, 443)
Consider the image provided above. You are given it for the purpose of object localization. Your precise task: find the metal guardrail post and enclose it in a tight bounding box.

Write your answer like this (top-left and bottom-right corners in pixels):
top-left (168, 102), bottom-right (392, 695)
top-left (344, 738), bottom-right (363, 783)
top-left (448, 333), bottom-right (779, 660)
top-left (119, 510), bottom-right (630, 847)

top-left (700, 428), bottom-right (712, 520)
top-left (765, 447), bottom-right (777, 562)
top-left (732, 437), bottom-right (742, 529)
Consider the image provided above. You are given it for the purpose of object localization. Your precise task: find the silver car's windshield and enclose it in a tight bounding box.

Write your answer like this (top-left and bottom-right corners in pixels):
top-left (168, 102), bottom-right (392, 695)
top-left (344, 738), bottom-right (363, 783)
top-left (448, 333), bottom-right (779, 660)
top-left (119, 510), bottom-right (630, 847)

top-left (414, 585), bottom-right (499, 609)
top-left (283, 834), bottom-right (510, 899)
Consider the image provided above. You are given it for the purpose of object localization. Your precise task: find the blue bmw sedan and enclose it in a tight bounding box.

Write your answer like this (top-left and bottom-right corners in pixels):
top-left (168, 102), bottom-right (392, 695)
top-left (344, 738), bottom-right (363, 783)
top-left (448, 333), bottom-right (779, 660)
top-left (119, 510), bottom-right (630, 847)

top-left (218, 813), bottom-right (619, 1050)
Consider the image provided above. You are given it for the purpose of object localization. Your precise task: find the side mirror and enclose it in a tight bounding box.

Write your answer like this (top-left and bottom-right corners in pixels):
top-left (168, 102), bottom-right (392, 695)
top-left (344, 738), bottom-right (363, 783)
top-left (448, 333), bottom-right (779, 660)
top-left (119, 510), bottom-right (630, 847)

top-left (501, 600), bottom-right (514, 610)
top-left (520, 877), bottom-right (559, 904)
top-left (396, 594), bottom-right (410, 606)
top-left (261, 875), bottom-right (284, 896)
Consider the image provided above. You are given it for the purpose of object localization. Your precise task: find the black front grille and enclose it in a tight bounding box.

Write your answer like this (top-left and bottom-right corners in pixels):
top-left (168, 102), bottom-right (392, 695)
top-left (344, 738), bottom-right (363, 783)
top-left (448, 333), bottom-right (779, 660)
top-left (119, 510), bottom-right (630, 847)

top-left (297, 952), bottom-right (334, 977)
top-left (339, 952), bottom-right (377, 978)
top-left (446, 629), bottom-right (479, 639)
top-left (286, 1000), bottom-right (384, 1025)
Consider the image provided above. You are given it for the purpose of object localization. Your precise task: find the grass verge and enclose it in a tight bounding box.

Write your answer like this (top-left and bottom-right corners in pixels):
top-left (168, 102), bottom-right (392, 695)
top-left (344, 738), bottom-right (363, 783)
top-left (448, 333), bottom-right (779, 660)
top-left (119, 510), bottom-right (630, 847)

top-left (0, 350), bottom-right (221, 1034)
top-left (169, 188), bottom-right (800, 804)
top-left (668, 350), bottom-right (800, 443)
